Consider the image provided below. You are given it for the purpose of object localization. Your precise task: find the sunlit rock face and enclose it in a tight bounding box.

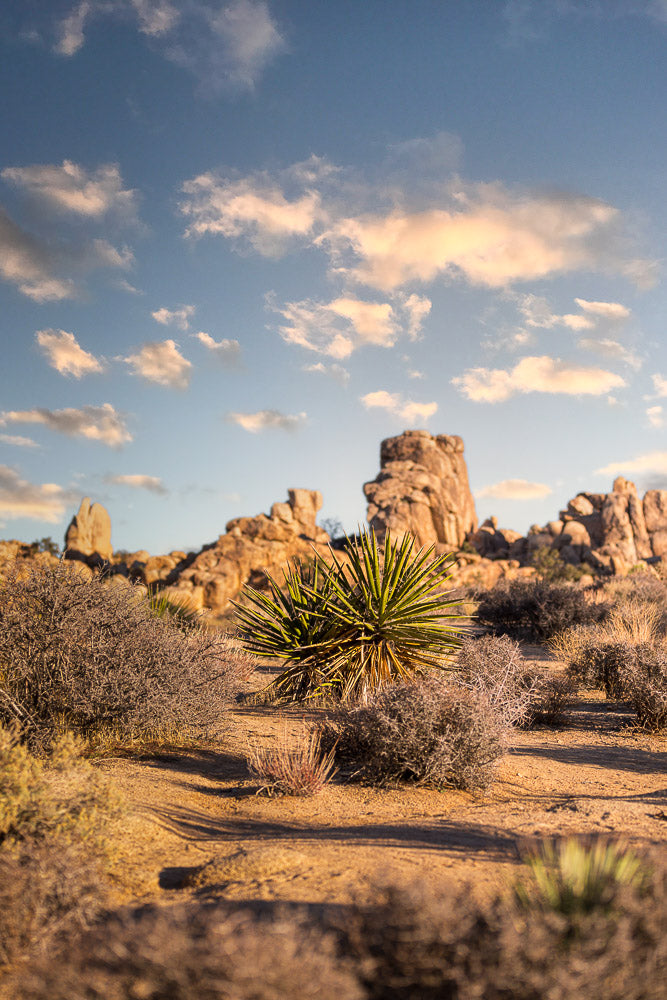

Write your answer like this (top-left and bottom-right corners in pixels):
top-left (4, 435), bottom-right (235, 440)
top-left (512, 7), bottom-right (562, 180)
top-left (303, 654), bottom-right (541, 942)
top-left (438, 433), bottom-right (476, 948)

top-left (165, 489), bottom-right (331, 615)
top-left (363, 430), bottom-right (478, 551)
top-left (64, 497), bottom-right (113, 564)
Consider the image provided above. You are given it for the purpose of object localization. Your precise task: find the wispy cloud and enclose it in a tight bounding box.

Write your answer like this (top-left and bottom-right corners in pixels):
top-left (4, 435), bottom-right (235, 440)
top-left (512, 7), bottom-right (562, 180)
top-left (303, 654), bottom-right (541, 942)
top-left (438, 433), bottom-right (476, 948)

top-left (130, 0), bottom-right (180, 36)
top-left (651, 373), bottom-right (667, 397)
top-left (452, 355), bottom-right (626, 403)
top-left (272, 292), bottom-right (430, 359)
top-left (0, 434), bottom-right (39, 448)
top-left (0, 206), bottom-right (133, 301)
top-left (360, 390), bottom-right (437, 423)
top-left (646, 405), bottom-right (664, 429)
top-left (124, 339), bottom-right (192, 388)
top-left (475, 478), bottom-right (552, 500)
top-left (302, 361), bottom-right (350, 384)
top-left (0, 404), bottom-right (131, 448)
top-left (227, 409), bottom-right (306, 433)
top-left (577, 337), bottom-right (641, 370)
top-left (195, 331), bottom-right (242, 367)
top-left (596, 451), bottom-right (667, 480)
top-left (36, 329), bottom-right (104, 377)
top-left (54, 0), bottom-right (90, 56)
top-left (181, 164), bottom-right (323, 254)
top-left (151, 304), bottom-right (196, 330)
top-left (0, 465), bottom-right (73, 522)
top-left (1, 161), bottom-right (138, 221)
top-left (105, 473), bottom-right (168, 495)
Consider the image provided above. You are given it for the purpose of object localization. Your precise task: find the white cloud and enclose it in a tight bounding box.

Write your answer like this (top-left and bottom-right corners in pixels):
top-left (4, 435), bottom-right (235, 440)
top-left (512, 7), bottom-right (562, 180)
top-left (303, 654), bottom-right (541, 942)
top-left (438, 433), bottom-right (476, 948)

top-left (0, 404), bottom-right (131, 448)
top-left (0, 434), bottom-right (39, 448)
top-left (651, 373), bottom-right (667, 397)
top-left (646, 405), bottom-right (664, 429)
top-left (124, 339), bottom-right (192, 388)
top-left (196, 331), bottom-right (242, 367)
top-left (199, 0), bottom-right (285, 89)
top-left (577, 337), bottom-right (641, 370)
top-left (302, 361), bottom-right (350, 383)
top-left (130, 0), bottom-right (180, 36)
top-left (152, 305), bottom-right (195, 330)
top-left (181, 170), bottom-right (321, 254)
top-left (106, 473), bottom-right (167, 495)
top-left (596, 451), bottom-right (667, 479)
top-left (36, 329), bottom-right (104, 377)
top-left (273, 291), bottom-right (429, 360)
top-left (54, 0), bottom-right (90, 55)
top-left (475, 479), bottom-right (552, 500)
top-left (1, 161), bottom-right (138, 221)
top-left (452, 355), bottom-right (626, 403)
top-left (0, 466), bottom-right (71, 523)
top-left (320, 186), bottom-right (654, 292)
top-left (361, 390), bottom-right (437, 423)
top-left (574, 298), bottom-right (630, 320)
top-left (227, 409), bottom-right (307, 433)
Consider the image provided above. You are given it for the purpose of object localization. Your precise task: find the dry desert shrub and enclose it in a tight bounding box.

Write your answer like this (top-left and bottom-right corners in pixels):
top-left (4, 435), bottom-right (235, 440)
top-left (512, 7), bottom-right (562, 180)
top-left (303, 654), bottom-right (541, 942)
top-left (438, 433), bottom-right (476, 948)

top-left (0, 560), bottom-right (252, 749)
top-left (0, 728), bottom-right (120, 980)
top-left (13, 904), bottom-right (364, 1000)
top-left (476, 578), bottom-right (607, 642)
top-left (456, 636), bottom-right (574, 728)
top-left (340, 840), bottom-right (667, 1000)
top-left (622, 643), bottom-right (667, 731)
top-left (247, 728), bottom-right (337, 796)
top-left (320, 674), bottom-right (508, 791)
top-left (599, 570), bottom-right (667, 627)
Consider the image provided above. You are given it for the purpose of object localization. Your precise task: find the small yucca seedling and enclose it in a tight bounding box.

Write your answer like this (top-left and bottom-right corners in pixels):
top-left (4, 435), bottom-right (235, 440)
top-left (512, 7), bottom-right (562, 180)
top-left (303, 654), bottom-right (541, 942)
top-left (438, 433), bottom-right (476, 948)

top-left (247, 729), bottom-right (337, 797)
top-left (515, 837), bottom-right (647, 917)
top-left (147, 590), bottom-right (201, 631)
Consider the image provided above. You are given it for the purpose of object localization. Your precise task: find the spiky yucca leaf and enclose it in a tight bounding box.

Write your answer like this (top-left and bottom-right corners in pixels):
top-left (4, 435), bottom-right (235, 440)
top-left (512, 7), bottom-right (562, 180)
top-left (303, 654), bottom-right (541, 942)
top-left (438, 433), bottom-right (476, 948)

top-left (234, 530), bottom-right (470, 702)
top-left (516, 837), bottom-right (647, 917)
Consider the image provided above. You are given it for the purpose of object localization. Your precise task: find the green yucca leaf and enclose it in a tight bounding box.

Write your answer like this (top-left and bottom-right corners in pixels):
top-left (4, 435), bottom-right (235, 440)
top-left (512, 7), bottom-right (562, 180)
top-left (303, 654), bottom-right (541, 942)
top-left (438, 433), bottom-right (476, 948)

top-left (233, 528), bottom-right (472, 702)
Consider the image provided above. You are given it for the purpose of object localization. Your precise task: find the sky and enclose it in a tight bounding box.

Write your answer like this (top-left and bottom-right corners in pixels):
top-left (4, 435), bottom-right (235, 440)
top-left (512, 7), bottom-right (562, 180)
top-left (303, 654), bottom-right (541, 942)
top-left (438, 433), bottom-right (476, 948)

top-left (1, 0), bottom-right (666, 554)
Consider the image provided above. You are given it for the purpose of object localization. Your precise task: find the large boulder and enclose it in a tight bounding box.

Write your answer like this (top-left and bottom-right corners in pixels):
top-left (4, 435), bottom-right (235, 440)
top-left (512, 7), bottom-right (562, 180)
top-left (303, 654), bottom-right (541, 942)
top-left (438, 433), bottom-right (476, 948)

top-left (166, 489), bottom-right (330, 615)
top-left (363, 430), bottom-right (477, 550)
top-left (64, 498), bottom-right (113, 563)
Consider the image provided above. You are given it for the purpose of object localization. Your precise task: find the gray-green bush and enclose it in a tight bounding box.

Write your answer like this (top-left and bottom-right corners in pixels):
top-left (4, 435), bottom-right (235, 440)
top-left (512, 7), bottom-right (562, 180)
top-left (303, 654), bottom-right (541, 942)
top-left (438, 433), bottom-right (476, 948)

top-left (477, 579), bottom-right (606, 642)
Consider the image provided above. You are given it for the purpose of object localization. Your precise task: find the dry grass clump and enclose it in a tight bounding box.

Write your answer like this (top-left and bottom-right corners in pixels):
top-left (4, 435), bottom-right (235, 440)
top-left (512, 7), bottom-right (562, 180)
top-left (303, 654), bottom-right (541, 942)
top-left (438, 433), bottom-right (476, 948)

top-left (0, 560), bottom-right (252, 749)
top-left (13, 905), bottom-right (364, 1000)
top-left (551, 604), bottom-right (667, 729)
top-left (320, 674), bottom-right (508, 791)
top-left (0, 728), bottom-right (121, 980)
top-left (247, 728), bottom-right (337, 796)
top-left (340, 839), bottom-right (666, 1000)
top-left (599, 570), bottom-right (667, 626)
top-left (477, 579), bottom-right (606, 642)
top-left (456, 635), bottom-right (575, 728)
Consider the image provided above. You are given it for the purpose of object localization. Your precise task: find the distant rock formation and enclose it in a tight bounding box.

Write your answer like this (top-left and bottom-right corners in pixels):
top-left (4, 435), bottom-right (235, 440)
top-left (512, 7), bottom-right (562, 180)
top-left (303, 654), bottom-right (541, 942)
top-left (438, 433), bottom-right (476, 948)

top-left (64, 498), bottom-right (113, 564)
top-left (164, 489), bottom-right (331, 615)
top-left (468, 478), bottom-right (667, 576)
top-left (363, 430), bottom-right (478, 550)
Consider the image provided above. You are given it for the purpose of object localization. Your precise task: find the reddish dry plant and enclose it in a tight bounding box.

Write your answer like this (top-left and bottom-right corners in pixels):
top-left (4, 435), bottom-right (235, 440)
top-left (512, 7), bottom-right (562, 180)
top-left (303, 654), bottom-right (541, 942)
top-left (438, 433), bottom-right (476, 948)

top-left (247, 729), bottom-right (337, 797)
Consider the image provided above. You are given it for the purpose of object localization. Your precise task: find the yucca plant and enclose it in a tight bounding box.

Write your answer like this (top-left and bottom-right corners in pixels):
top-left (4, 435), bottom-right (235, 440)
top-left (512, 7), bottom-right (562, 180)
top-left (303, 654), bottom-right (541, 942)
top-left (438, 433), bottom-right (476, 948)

top-left (515, 837), bottom-right (647, 917)
top-left (233, 529), bottom-right (469, 702)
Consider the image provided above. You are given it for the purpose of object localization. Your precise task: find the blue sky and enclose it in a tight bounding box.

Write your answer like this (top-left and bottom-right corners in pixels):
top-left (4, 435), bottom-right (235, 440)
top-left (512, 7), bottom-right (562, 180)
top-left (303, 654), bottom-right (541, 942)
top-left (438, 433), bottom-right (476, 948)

top-left (1, 0), bottom-right (666, 553)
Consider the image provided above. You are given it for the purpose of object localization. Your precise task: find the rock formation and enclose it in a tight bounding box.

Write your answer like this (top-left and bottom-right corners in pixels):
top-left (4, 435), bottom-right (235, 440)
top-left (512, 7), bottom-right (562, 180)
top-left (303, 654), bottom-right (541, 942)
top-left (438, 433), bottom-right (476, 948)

top-left (164, 489), bottom-right (330, 615)
top-left (363, 430), bottom-right (477, 550)
top-left (64, 498), bottom-right (113, 564)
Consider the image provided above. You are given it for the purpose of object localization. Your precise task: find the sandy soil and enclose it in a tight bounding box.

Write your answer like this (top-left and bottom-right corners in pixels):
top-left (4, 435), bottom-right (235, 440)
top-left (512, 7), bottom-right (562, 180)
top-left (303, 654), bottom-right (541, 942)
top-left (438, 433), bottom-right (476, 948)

top-left (104, 644), bottom-right (667, 910)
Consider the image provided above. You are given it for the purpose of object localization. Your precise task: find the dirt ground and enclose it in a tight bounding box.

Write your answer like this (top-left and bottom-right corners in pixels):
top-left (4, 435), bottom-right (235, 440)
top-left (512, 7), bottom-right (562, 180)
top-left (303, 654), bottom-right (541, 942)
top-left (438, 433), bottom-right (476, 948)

top-left (104, 644), bottom-right (667, 910)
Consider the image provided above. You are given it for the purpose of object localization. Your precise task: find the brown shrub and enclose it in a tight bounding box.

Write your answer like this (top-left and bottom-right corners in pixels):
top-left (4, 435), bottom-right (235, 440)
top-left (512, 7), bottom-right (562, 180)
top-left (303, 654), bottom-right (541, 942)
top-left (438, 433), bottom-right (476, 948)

top-left (0, 560), bottom-right (252, 749)
top-left (622, 643), bottom-right (667, 731)
top-left (247, 728), bottom-right (337, 796)
top-left (456, 636), bottom-right (574, 728)
top-left (476, 579), bottom-right (606, 642)
top-left (320, 674), bottom-right (508, 791)
top-left (13, 905), bottom-right (363, 1000)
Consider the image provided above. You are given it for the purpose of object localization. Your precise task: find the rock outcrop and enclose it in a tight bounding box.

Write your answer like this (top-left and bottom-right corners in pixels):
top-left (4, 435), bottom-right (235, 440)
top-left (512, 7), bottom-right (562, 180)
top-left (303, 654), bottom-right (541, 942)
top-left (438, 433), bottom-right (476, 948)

top-left (364, 430), bottom-right (477, 550)
top-left (64, 498), bottom-right (113, 564)
top-left (165, 489), bottom-right (330, 615)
